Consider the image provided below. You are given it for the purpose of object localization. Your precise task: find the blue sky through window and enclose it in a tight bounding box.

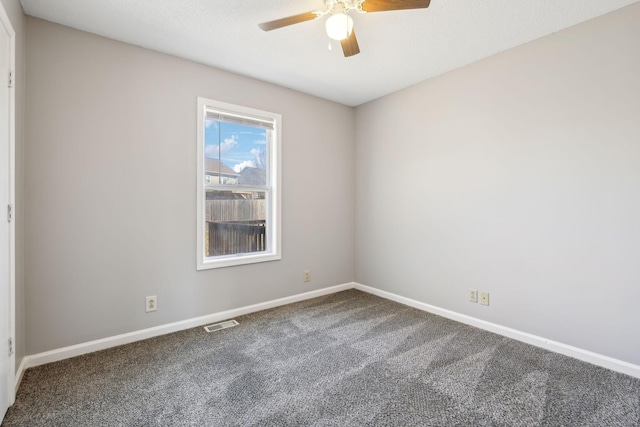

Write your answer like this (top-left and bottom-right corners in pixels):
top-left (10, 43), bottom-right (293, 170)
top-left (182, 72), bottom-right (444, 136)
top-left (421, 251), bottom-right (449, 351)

top-left (204, 119), bottom-right (266, 173)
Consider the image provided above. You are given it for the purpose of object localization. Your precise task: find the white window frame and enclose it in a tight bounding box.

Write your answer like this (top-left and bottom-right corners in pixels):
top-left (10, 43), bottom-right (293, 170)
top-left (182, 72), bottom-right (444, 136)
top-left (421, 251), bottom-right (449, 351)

top-left (196, 97), bottom-right (281, 270)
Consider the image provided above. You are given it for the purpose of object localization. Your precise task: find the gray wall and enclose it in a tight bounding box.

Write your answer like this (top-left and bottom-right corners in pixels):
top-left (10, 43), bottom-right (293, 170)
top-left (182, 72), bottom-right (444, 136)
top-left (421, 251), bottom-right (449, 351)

top-left (1, 0), bottom-right (25, 373)
top-left (19, 2), bottom-right (640, 367)
top-left (24, 18), bottom-right (355, 354)
top-left (355, 3), bottom-right (640, 365)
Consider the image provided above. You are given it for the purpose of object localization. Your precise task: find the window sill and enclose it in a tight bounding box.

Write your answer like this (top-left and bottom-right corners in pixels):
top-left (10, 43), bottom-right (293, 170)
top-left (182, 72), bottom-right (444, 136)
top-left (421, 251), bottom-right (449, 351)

top-left (197, 252), bottom-right (281, 270)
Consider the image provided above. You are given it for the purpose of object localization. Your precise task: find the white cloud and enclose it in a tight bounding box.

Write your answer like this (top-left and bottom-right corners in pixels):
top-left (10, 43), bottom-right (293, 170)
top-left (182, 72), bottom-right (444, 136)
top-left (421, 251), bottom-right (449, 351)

top-left (204, 145), bottom-right (218, 158)
top-left (233, 160), bottom-right (256, 173)
top-left (251, 148), bottom-right (265, 170)
top-left (205, 136), bottom-right (238, 158)
top-left (220, 137), bottom-right (239, 153)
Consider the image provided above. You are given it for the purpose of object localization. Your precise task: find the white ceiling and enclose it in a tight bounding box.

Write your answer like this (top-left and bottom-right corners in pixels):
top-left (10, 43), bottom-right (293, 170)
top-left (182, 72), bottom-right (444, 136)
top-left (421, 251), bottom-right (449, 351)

top-left (20, 0), bottom-right (639, 106)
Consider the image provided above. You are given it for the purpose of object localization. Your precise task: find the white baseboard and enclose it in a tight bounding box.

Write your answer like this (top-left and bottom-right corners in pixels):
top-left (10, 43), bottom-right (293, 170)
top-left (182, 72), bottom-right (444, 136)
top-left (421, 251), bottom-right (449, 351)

top-left (354, 283), bottom-right (640, 379)
top-left (14, 356), bottom-right (27, 397)
top-left (16, 282), bottom-right (355, 388)
top-left (16, 280), bottom-right (640, 394)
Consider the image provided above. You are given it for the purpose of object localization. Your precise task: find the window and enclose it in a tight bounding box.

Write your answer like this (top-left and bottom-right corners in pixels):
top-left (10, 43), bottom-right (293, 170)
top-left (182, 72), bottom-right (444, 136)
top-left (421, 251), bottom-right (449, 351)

top-left (196, 97), bottom-right (281, 269)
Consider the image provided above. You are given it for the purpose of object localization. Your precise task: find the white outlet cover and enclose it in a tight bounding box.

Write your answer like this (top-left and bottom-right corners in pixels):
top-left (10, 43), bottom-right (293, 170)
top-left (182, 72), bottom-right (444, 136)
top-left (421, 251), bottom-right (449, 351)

top-left (480, 292), bottom-right (490, 306)
top-left (146, 296), bottom-right (157, 312)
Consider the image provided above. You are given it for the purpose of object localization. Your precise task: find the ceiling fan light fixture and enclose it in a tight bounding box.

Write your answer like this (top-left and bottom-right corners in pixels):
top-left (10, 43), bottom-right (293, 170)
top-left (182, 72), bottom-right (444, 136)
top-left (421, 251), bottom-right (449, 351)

top-left (325, 13), bottom-right (353, 40)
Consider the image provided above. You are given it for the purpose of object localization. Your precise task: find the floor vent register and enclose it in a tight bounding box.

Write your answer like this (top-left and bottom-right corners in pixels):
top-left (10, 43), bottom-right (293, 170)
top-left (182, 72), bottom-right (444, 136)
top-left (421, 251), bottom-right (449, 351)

top-left (204, 319), bottom-right (239, 333)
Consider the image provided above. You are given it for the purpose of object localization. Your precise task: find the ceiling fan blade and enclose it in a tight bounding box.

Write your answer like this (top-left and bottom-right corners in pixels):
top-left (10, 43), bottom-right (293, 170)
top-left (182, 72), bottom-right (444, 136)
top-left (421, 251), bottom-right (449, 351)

top-left (258, 12), bottom-right (319, 31)
top-left (341, 30), bottom-right (360, 57)
top-left (360, 0), bottom-right (430, 13)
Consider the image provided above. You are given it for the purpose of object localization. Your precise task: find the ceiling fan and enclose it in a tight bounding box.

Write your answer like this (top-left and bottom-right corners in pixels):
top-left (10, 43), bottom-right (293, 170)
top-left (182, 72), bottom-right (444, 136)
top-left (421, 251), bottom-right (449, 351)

top-left (258, 0), bottom-right (431, 58)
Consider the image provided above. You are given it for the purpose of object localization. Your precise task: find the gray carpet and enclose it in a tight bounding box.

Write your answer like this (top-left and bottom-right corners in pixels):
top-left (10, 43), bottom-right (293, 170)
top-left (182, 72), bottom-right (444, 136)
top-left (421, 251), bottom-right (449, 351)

top-left (3, 289), bottom-right (640, 426)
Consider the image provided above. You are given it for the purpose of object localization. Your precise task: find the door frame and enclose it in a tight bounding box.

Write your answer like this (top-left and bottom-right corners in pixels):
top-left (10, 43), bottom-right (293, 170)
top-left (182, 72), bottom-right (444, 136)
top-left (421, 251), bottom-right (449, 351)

top-left (0, 0), bottom-right (16, 407)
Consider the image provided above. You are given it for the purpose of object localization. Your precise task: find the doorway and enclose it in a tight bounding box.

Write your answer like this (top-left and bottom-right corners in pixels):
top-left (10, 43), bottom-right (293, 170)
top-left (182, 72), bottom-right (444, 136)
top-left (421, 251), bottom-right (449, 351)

top-left (0, 1), bottom-right (15, 420)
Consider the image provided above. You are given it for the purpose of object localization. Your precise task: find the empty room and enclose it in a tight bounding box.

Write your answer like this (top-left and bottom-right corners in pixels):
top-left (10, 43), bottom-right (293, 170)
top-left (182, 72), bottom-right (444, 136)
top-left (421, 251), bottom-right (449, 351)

top-left (1, 0), bottom-right (639, 425)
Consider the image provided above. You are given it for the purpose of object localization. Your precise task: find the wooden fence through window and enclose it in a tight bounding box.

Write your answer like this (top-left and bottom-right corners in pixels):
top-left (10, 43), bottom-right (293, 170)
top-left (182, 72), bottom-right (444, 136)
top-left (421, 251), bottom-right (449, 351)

top-left (207, 221), bottom-right (266, 256)
top-left (205, 199), bottom-right (267, 256)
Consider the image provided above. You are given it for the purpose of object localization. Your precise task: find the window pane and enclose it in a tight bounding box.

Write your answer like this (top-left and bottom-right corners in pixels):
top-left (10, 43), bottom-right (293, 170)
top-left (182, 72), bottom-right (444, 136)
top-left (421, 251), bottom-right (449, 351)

top-left (204, 119), bottom-right (267, 187)
top-left (205, 190), bottom-right (267, 257)
top-left (197, 96), bottom-right (280, 270)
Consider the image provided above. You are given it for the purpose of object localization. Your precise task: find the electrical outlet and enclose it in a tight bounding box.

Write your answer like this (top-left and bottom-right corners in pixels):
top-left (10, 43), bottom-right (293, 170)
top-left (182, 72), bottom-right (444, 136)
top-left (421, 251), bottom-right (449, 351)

top-left (303, 270), bottom-right (310, 282)
top-left (480, 292), bottom-right (490, 306)
top-left (146, 296), bottom-right (157, 312)
top-left (469, 289), bottom-right (478, 303)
